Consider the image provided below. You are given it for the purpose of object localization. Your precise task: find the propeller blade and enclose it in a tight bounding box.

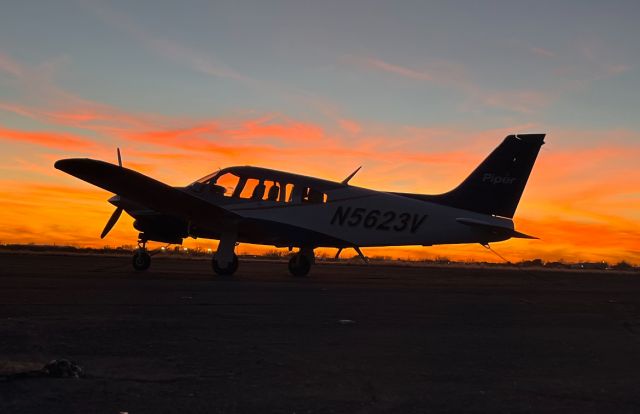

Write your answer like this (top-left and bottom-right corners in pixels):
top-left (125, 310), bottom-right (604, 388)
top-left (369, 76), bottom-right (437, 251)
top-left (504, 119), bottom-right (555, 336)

top-left (101, 207), bottom-right (123, 239)
top-left (117, 148), bottom-right (122, 167)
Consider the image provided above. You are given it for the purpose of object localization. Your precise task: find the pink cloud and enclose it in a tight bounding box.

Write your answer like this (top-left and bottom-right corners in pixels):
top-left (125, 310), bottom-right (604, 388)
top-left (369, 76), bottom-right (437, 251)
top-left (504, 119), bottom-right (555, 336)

top-left (338, 118), bottom-right (362, 134)
top-left (480, 90), bottom-right (553, 114)
top-left (350, 55), bottom-right (554, 114)
top-left (359, 57), bottom-right (433, 81)
top-left (531, 47), bottom-right (555, 58)
top-left (606, 64), bottom-right (631, 75)
top-left (0, 52), bottom-right (23, 77)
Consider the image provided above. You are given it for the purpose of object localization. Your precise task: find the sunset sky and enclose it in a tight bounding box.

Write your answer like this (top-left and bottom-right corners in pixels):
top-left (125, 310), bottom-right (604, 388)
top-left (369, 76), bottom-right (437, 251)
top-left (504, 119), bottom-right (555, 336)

top-left (1, 0), bottom-right (639, 264)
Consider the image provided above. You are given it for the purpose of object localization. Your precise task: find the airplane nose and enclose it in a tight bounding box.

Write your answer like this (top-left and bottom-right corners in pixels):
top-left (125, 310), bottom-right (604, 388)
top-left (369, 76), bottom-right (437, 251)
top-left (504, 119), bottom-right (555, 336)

top-left (108, 195), bottom-right (121, 206)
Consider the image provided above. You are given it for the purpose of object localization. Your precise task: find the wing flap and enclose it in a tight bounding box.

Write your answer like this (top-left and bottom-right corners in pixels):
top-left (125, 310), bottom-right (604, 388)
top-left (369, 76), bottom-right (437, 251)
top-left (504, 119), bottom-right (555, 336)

top-left (55, 158), bottom-right (236, 226)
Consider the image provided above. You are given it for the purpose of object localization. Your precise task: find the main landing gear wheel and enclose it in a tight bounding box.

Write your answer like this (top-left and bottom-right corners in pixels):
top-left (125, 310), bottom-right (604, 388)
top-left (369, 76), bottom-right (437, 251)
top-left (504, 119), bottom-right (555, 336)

top-left (288, 253), bottom-right (311, 277)
top-left (212, 253), bottom-right (239, 276)
top-left (132, 250), bottom-right (151, 271)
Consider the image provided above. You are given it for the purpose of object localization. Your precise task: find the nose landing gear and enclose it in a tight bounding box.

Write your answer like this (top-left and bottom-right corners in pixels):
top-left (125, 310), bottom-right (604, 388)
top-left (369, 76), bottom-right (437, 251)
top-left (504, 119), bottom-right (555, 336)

top-left (132, 238), bottom-right (151, 271)
top-left (212, 231), bottom-right (239, 276)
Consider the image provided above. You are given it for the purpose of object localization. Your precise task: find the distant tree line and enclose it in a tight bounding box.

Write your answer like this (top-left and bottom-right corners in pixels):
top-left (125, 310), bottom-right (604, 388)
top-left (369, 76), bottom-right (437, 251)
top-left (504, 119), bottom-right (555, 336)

top-left (0, 243), bottom-right (637, 271)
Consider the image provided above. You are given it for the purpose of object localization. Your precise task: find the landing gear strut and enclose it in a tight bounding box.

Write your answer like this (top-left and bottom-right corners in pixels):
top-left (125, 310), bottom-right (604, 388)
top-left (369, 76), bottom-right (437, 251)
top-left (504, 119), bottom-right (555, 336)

top-left (132, 238), bottom-right (151, 271)
top-left (288, 247), bottom-right (314, 277)
top-left (212, 231), bottom-right (239, 276)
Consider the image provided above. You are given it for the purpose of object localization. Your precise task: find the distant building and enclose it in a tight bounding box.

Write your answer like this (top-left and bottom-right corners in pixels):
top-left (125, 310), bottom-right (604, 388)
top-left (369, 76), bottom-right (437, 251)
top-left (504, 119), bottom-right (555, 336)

top-left (571, 262), bottom-right (609, 270)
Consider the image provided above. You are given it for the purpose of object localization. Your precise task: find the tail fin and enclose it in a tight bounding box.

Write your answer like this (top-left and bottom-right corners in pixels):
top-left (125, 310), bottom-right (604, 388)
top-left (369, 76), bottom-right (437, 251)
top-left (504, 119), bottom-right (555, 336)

top-left (404, 134), bottom-right (545, 218)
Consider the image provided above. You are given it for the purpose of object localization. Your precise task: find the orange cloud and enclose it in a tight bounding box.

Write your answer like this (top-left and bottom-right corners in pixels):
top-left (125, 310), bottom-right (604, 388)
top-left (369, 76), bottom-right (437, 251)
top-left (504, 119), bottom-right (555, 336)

top-left (0, 100), bottom-right (156, 132)
top-left (225, 116), bottom-right (325, 144)
top-left (0, 124), bottom-right (99, 152)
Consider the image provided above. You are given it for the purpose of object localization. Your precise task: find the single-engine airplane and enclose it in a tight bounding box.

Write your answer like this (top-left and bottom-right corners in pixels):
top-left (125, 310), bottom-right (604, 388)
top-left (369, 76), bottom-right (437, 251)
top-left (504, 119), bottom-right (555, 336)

top-left (55, 133), bottom-right (544, 276)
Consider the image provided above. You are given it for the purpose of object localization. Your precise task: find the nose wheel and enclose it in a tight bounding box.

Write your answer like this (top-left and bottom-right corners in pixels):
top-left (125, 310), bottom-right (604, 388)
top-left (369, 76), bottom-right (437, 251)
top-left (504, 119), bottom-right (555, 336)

top-left (132, 239), bottom-right (151, 271)
top-left (132, 250), bottom-right (151, 271)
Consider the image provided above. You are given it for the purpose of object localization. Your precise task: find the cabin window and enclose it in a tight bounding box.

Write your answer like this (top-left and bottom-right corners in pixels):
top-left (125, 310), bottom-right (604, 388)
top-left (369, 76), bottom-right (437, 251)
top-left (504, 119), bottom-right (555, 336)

top-left (265, 181), bottom-right (280, 201)
top-left (239, 178), bottom-right (263, 199)
top-left (280, 183), bottom-right (293, 202)
top-left (303, 188), bottom-right (327, 203)
top-left (288, 185), bottom-right (327, 203)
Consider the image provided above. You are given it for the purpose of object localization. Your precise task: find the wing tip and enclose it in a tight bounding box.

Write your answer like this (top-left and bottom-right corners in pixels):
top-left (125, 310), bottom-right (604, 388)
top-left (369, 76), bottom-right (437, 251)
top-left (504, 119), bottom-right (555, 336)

top-left (54, 158), bottom-right (88, 173)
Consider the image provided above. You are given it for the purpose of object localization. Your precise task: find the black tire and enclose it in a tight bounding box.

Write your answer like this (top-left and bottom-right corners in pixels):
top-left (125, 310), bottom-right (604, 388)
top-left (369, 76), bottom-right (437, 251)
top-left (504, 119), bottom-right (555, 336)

top-left (288, 253), bottom-right (311, 277)
top-left (212, 253), bottom-right (239, 276)
top-left (132, 250), bottom-right (151, 271)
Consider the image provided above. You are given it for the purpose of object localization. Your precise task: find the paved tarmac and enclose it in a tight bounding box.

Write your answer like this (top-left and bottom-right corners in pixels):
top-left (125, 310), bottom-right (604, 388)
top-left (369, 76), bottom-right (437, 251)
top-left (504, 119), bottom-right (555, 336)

top-left (1, 252), bottom-right (640, 413)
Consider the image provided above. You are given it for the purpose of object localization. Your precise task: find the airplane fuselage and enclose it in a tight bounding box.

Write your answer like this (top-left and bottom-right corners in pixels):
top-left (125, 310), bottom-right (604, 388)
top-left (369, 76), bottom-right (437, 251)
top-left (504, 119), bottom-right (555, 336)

top-left (182, 185), bottom-right (513, 248)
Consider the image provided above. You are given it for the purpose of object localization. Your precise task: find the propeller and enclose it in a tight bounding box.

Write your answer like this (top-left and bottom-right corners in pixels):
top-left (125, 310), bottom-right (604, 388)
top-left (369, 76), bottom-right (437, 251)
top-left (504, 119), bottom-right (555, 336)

top-left (101, 207), bottom-right (123, 239)
top-left (100, 148), bottom-right (124, 239)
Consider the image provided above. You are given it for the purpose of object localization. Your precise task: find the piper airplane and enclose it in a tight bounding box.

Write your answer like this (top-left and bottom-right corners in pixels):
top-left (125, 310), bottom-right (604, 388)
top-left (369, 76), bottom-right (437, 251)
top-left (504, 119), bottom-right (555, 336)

top-left (54, 133), bottom-right (545, 276)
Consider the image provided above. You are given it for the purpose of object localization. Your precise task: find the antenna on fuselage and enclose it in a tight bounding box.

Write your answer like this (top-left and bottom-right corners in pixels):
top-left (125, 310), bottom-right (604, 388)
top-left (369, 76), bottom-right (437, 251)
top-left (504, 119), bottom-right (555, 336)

top-left (341, 166), bottom-right (362, 185)
top-left (117, 148), bottom-right (122, 167)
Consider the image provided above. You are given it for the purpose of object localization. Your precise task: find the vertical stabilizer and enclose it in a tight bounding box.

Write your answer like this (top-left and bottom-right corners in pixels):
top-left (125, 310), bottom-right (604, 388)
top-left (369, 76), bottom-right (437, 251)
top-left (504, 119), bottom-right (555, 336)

top-left (399, 134), bottom-right (545, 218)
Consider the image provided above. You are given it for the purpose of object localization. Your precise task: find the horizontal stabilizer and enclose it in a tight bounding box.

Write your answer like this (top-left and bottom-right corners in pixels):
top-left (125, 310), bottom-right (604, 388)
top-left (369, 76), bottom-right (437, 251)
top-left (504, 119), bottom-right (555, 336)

top-left (456, 217), bottom-right (538, 240)
top-left (55, 158), bottom-right (236, 227)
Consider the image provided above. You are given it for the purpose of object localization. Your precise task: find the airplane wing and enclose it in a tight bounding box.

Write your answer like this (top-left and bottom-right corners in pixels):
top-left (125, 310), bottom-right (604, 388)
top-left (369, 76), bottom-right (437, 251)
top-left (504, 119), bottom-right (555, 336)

top-left (456, 217), bottom-right (537, 239)
top-left (55, 158), bottom-right (238, 227)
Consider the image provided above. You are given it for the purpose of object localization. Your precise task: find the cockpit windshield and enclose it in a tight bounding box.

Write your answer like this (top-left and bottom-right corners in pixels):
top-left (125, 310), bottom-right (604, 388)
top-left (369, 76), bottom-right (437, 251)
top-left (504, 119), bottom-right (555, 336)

top-left (189, 171), bottom-right (241, 197)
top-left (192, 171), bottom-right (219, 185)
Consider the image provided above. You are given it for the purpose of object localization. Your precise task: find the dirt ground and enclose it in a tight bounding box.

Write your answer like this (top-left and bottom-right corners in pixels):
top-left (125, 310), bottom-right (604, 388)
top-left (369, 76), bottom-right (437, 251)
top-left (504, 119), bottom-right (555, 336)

top-left (1, 252), bottom-right (640, 413)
